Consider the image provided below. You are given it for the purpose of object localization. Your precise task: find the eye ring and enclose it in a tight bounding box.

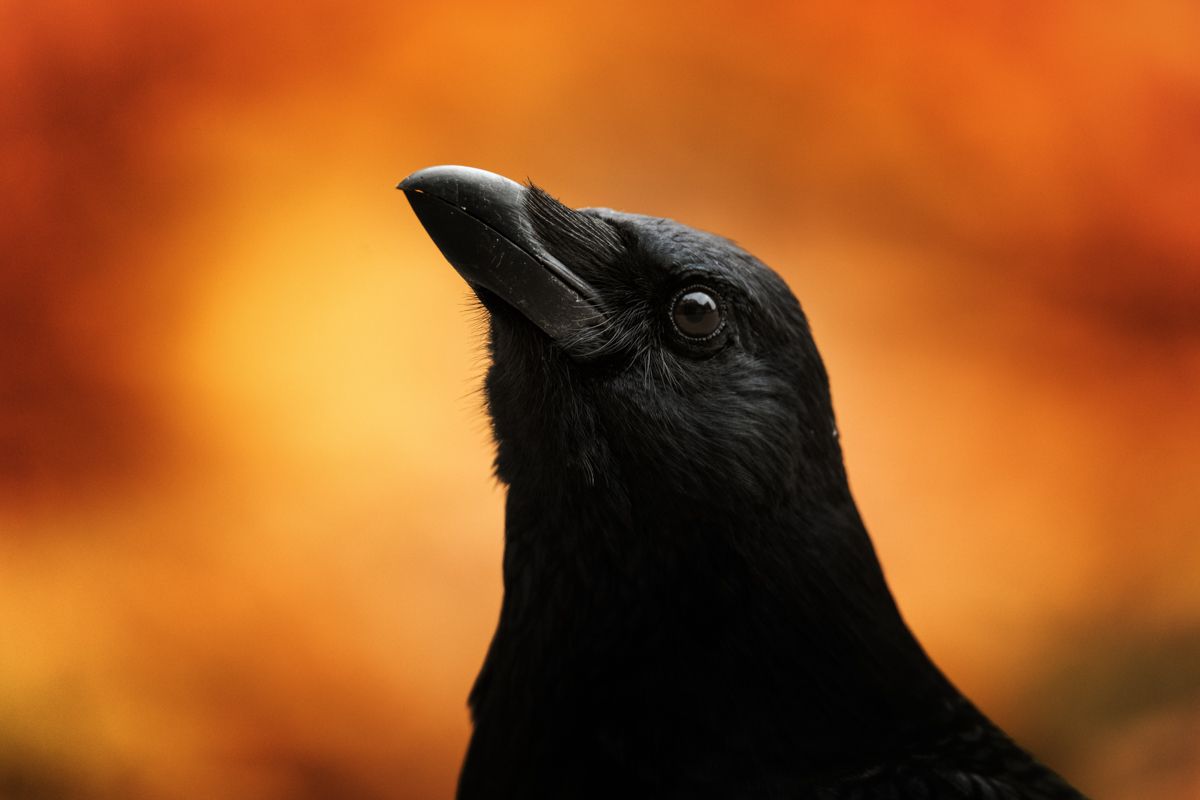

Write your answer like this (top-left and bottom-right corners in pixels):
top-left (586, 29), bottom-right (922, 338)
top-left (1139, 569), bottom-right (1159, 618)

top-left (670, 285), bottom-right (725, 341)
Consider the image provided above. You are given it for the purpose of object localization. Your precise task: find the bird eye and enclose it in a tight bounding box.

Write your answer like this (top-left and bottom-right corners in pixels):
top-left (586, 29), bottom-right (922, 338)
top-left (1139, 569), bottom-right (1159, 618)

top-left (671, 287), bottom-right (723, 339)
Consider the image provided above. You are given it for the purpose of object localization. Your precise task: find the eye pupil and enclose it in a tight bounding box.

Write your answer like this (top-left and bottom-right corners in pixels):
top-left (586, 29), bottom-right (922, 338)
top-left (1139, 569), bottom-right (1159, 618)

top-left (672, 288), bottom-right (722, 338)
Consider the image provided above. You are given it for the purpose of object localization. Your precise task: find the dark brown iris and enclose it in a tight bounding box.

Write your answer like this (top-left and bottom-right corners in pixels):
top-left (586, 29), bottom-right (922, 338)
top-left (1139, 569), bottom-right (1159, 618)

top-left (672, 288), bottom-right (722, 338)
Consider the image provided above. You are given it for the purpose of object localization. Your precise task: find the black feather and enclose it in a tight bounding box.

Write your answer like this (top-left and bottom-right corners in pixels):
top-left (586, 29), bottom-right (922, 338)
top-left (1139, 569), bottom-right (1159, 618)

top-left (455, 195), bottom-right (1087, 800)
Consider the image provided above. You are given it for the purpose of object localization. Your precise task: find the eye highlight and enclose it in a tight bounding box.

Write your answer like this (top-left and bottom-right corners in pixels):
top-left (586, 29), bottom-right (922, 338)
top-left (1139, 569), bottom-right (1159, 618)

top-left (671, 286), bottom-right (723, 339)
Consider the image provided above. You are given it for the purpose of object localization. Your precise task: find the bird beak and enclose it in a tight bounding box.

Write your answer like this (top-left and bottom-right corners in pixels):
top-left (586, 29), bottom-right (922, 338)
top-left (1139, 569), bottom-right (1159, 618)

top-left (398, 165), bottom-right (604, 350)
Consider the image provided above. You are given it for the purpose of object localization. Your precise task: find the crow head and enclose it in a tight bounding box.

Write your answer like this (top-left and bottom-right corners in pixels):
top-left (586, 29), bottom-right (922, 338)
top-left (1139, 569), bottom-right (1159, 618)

top-left (398, 166), bottom-right (1084, 800)
top-left (401, 166), bottom-right (846, 516)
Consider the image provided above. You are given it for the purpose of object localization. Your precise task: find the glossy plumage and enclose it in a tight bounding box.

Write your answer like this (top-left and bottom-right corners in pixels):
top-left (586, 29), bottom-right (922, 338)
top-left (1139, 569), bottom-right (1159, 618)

top-left (401, 169), bottom-right (1087, 800)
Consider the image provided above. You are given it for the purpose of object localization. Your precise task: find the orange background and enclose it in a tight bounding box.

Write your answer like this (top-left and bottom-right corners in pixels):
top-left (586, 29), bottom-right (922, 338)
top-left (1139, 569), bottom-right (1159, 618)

top-left (2, 2), bottom-right (1198, 798)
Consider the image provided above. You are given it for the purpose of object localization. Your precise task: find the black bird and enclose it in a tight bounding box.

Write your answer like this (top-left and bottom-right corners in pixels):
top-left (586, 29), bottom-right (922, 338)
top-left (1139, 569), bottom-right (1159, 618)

top-left (398, 166), bottom-right (1086, 800)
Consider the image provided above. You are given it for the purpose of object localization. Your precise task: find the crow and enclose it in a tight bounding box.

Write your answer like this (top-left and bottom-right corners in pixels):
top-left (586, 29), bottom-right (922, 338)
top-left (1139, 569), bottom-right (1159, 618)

top-left (398, 166), bottom-right (1087, 800)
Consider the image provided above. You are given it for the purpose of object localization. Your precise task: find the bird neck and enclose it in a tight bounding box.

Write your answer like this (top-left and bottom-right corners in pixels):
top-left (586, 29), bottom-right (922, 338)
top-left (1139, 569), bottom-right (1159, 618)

top-left (467, 478), bottom-right (965, 779)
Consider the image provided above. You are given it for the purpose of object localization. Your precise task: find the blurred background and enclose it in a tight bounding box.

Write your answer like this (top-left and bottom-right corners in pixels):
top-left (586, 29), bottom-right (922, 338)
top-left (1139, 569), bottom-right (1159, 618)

top-left (2, 1), bottom-right (1198, 797)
